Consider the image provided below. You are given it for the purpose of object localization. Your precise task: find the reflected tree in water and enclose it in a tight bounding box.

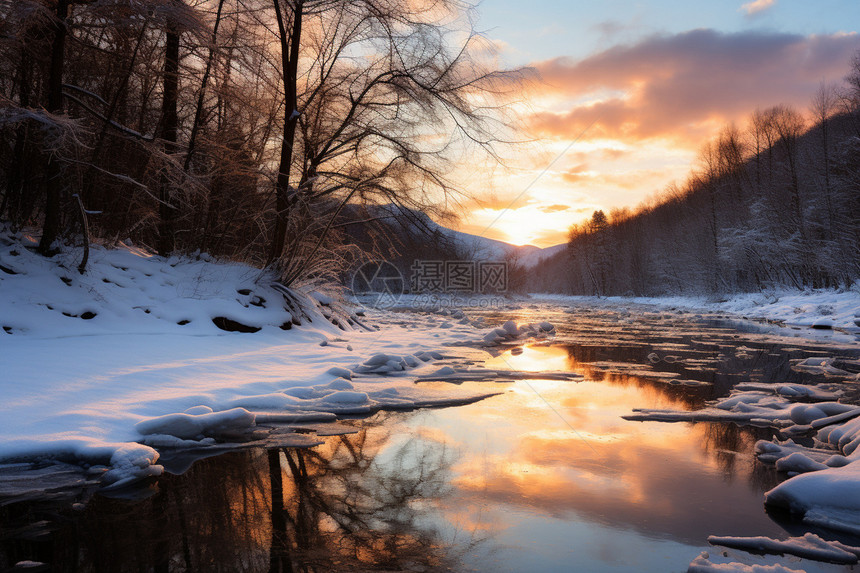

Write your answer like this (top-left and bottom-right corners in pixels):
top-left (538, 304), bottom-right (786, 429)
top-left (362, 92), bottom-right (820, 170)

top-left (268, 421), bottom-right (459, 572)
top-left (0, 416), bottom-right (460, 572)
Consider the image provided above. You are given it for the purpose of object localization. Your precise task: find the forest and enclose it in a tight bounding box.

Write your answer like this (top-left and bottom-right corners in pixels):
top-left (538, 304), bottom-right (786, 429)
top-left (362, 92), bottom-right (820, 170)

top-left (0, 0), bottom-right (522, 286)
top-left (2, 0), bottom-right (858, 298)
top-left (528, 69), bottom-right (860, 297)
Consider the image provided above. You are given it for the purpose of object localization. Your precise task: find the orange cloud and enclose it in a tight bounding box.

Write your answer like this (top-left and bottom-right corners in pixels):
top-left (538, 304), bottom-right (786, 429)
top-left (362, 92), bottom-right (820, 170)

top-left (538, 204), bottom-right (572, 213)
top-left (561, 165), bottom-right (673, 190)
top-left (529, 29), bottom-right (860, 146)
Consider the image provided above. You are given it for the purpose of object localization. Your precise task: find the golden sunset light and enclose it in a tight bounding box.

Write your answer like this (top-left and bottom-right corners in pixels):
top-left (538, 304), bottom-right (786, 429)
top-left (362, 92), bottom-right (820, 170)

top-left (451, 12), bottom-right (860, 248)
top-left (2, 1), bottom-right (860, 571)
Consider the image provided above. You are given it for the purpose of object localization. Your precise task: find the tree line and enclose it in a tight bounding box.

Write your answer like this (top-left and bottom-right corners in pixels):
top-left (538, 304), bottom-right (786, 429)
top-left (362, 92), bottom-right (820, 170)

top-left (0, 0), bottom-right (524, 284)
top-left (528, 61), bottom-right (860, 297)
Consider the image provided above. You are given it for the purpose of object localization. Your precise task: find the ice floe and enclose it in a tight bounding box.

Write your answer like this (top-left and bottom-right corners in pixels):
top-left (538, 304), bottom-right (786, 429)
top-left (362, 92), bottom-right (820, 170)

top-left (687, 553), bottom-right (805, 572)
top-left (708, 533), bottom-right (860, 564)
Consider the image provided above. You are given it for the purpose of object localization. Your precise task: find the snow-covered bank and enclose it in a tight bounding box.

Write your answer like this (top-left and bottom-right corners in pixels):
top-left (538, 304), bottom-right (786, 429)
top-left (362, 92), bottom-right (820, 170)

top-left (530, 289), bottom-right (860, 332)
top-left (0, 232), bottom-right (553, 487)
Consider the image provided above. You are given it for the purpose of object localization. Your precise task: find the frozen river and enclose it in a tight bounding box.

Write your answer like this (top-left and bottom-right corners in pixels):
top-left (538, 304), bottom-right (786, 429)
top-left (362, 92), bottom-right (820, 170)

top-left (2, 302), bottom-right (859, 572)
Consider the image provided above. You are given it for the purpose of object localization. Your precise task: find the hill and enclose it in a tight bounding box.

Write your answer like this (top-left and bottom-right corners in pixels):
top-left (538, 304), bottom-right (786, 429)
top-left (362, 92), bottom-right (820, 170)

top-left (527, 108), bottom-right (860, 296)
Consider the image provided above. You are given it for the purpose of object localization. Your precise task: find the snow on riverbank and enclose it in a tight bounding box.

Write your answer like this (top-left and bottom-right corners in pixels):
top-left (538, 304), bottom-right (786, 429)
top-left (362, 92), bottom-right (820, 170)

top-left (530, 288), bottom-right (860, 332)
top-left (0, 232), bottom-right (553, 486)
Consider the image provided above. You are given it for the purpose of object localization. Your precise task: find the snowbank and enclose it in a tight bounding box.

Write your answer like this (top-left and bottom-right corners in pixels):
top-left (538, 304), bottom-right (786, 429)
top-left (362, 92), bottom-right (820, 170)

top-left (687, 554), bottom-right (804, 573)
top-left (0, 231), bottom-right (554, 487)
top-left (530, 288), bottom-right (860, 332)
top-left (708, 533), bottom-right (860, 564)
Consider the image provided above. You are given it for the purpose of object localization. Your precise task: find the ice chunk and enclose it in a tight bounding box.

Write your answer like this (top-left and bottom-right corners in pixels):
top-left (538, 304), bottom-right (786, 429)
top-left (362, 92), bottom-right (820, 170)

top-left (789, 403), bottom-right (856, 425)
top-left (135, 407), bottom-right (256, 440)
top-left (687, 553), bottom-right (804, 572)
top-left (326, 366), bottom-right (353, 379)
top-left (324, 378), bottom-right (354, 391)
top-left (364, 353), bottom-right (396, 366)
top-left (429, 366), bottom-right (456, 376)
top-left (775, 452), bottom-right (828, 474)
top-left (319, 391), bottom-right (369, 404)
top-left (765, 462), bottom-right (860, 534)
top-left (101, 443), bottom-right (163, 486)
top-left (708, 533), bottom-right (860, 564)
top-left (792, 357), bottom-right (852, 377)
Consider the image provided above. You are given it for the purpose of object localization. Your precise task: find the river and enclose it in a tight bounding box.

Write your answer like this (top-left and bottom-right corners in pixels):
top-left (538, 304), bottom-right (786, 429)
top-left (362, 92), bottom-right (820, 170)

top-left (2, 301), bottom-right (859, 572)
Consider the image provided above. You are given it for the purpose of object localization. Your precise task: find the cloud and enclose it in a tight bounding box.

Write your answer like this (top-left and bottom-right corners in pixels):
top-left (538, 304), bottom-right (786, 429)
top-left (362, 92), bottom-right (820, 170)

top-left (561, 165), bottom-right (674, 190)
top-left (537, 204), bottom-right (571, 213)
top-left (529, 29), bottom-right (860, 146)
top-left (560, 163), bottom-right (592, 184)
top-left (741, 0), bottom-right (776, 16)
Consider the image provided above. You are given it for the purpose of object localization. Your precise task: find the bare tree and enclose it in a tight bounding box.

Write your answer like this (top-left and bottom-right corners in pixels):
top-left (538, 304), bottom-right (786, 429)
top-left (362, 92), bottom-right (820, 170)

top-left (810, 81), bottom-right (839, 232)
top-left (263, 0), bottom-right (527, 284)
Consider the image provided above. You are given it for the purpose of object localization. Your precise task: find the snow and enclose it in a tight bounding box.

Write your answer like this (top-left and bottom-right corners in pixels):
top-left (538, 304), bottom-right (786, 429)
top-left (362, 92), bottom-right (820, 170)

top-left (625, 384), bottom-right (854, 425)
top-left (0, 231), bottom-right (553, 486)
top-left (479, 320), bottom-right (555, 345)
top-left (134, 408), bottom-right (257, 440)
top-left (710, 533), bottom-right (860, 563)
top-left (529, 288), bottom-right (860, 332)
top-left (687, 553), bottom-right (805, 572)
top-left (764, 462), bottom-right (860, 533)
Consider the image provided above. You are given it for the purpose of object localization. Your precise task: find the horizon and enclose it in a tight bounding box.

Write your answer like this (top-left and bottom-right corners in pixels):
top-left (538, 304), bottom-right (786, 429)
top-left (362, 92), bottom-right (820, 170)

top-left (451, 0), bottom-right (860, 247)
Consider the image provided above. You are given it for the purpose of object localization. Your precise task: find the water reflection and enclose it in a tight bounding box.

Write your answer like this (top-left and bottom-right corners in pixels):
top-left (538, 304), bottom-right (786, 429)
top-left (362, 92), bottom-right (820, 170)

top-left (0, 419), bottom-right (463, 572)
top-left (267, 418), bottom-right (460, 572)
top-left (424, 379), bottom-right (782, 550)
top-left (3, 307), bottom-right (859, 572)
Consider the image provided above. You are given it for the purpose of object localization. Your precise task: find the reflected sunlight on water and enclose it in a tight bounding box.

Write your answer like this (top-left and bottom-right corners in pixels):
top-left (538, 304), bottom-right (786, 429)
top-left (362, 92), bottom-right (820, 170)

top-left (3, 305), bottom-right (858, 573)
top-left (399, 341), bottom-right (791, 572)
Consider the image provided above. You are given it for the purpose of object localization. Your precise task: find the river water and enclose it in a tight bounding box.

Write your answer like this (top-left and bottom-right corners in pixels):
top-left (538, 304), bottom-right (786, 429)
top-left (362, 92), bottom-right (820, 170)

top-left (2, 302), bottom-right (859, 572)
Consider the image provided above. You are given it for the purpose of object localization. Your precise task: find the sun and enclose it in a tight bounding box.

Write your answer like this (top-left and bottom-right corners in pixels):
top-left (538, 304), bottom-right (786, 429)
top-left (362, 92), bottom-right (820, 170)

top-left (501, 224), bottom-right (538, 246)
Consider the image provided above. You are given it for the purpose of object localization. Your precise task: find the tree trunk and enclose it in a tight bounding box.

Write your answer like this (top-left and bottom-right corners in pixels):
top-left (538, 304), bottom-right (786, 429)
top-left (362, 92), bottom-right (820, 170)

top-left (269, 0), bottom-right (303, 263)
top-left (38, 0), bottom-right (69, 255)
top-left (157, 22), bottom-right (180, 256)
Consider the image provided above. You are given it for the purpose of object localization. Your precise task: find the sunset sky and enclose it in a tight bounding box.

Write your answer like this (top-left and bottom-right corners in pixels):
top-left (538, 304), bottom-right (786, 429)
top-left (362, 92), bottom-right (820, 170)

top-left (455, 0), bottom-right (860, 247)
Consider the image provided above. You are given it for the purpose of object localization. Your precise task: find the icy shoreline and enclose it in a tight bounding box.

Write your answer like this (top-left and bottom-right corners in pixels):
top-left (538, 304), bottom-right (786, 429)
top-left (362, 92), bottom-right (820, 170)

top-left (3, 227), bottom-right (859, 525)
top-left (0, 234), bottom-right (559, 488)
top-left (529, 289), bottom-right (860, 333)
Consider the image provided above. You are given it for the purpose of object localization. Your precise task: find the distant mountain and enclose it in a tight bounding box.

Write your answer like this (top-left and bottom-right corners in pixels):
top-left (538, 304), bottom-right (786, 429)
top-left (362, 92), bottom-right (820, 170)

top-left (517, 242), bottom-right (567, 268)
top-left (341, 203), bottom-right (565, 268)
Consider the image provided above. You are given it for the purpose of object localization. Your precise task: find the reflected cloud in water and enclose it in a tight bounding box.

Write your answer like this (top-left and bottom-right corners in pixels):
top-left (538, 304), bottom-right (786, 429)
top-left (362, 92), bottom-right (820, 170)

top-left (4, 308), bottom-right (855, 572)
top-left (418, 344), bottom-right (784, 552)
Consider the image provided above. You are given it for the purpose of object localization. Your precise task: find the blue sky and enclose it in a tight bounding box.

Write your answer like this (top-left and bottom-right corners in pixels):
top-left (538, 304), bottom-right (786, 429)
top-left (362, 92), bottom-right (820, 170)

top-left (456, 0), bottom-right (860, 247)
top-left (475, 0), bottom-right (860, 63)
